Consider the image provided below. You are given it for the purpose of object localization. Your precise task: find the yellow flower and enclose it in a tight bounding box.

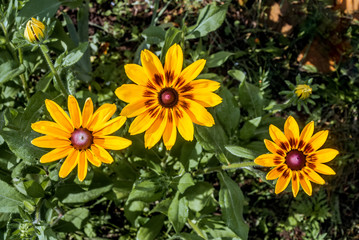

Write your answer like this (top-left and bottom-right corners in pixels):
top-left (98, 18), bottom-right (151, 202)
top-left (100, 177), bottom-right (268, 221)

top-left (254, 116), bottom-right (338, 197)
top-left (295, 84), bottom-right (312, 99)
top-left (115, 44), bottom-right (222, 150)
top-left (31, 95), bottom-right (132, 181)
top-left (24, 17), bottom-right (45, 43)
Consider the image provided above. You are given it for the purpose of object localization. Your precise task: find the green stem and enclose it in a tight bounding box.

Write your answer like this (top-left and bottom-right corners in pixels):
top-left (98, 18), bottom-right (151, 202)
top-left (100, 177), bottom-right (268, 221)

top-left (187, 219), bottom-right (207, 240)
top-left (194, 161), bottom-right (257, 175)
top-left (18, 48), bottom-right (30, 100)
top-left (0, 22), bottom-right (17, 60)
top-left (39, 44), bottom-right (68, 97)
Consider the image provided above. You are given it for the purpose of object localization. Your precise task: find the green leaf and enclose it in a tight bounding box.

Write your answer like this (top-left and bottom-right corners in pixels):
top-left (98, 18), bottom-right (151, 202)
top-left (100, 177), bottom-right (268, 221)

top-left (125, 200), bottom-right (146, 226)
top-left (185, 182), bottom-right (214, 212)
top-left (206, 51), bottom-right (234, 68)
top-left (225, 145), bottom-right (256, 160)
top-left (215, 88), bottom-right (240, 135)
top-left (24, 180), bottom-right (45, 198)
top-left (136, 214), bottom-right (165, 240)
top-left (168, 191), bottom-right (188, 233)
top-left (142, 26), bottom-right (166, 45)
top-left (218, 172), bottom-right (249, 240)
top-left (0, 179), bottom-right (26, 213)
top-left (53, 208), bottom-right (90, 232)
top-left (0, 62), bottom-right (25, 85)
top-left (17, 0), bottom-right (61, 23)
top-left (178, 173), bottom-right (195, 194)
top-left (238, 81), bottom-right (263, 118)
top-left (186, 3), bottom-right (229, 39)
top-left (228, 69), bottom-right (246, 82)
top-left (128, 179), bottom-right (165, 203)
top-left (239, 117), bottom-right (262, 140)
top-left (160, 27), bottom-right (182, 63)
top-left (173, 233), bottom-right (204, 240)
top-left (62, 42), bottom-right (88, 67)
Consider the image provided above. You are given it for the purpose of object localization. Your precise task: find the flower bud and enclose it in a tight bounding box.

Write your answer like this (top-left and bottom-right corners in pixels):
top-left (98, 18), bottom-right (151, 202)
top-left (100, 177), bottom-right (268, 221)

top-left (295, 84), bottom-right (312, 100)
top-left (24, 17), bottom-right (45, 43)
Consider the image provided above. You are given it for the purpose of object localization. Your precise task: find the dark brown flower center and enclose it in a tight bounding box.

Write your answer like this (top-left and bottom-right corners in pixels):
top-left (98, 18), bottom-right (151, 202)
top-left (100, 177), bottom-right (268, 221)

top-left (285, 150), bottom-right (306, 170)
top-left (158, 87), bottom-right (178, 108)
top-left (71, 128), bottom-right (93, 150)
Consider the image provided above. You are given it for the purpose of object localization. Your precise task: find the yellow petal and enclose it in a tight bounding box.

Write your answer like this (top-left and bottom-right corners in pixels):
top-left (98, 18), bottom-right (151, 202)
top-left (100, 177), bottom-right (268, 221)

top-left (308, 148), bottom-right (339, 163)
top-left (298, 121), bottom-right (314, 151)
top-left (177, 59), bottom-right (206, 88)
top-left (77, 151), bottom-right (88, 182)
top-left (93, 116), bottom-right (127, 137)
top-left (292, 171), bottom-right (300, 197)
top-left (40, 146), bottom-right (73, 163)
top-left (266, 164), bottom-right (287, 180)
top-left (124, 64), bottom-right (149, 86)
top-left (254, 154), bottom-right (284, 167)
top-left (144, 109), bottom-right (168, 149)
top-left (31, 18), bottom-right (45, 30)
top-left (184, 99), bottom-right (214, 127)
top-left (128, 108), bottom-right (160, 135)
top-left (45, 99), bottom-right (74, 133)
top-left (89, 103), bottom-right (116, 131)
top-left (86, 149), bottom-right (101, 167)
top-left (264, 139), bottom-right (286, 157)
top-left (190, 79), bottom-right (220, 92)
top-left (308, 162), bottom-right (336, 175)
top-left (91, 144), bottom-right (114, 164)
top-left (31, 121), bottom-right (71, 139)
top-left (163, 109), bottom-right (177, 150)
top-left (32, 136), bottom-right (71, 148)
top-left (298, 171), bottom-right (312, 196)
top-left (190, 92), bottom-right (222, 107)
top-left (32, 24), bottom-right (44, 40)
top-left (82, 98), bottom-right (94, 129)
top-left (164, 44), bottom-right (183, 86)
top-left (269, 124), bottom-right (290, 152)
top-left (115, 84), bottom-right (149, 103)
top-left (302, 167), bottom-right (325, 184)
top-left (175, 107), bottom-right (194, 141)
top-left (59, 149), bottom-right (79, 178)
top-left (275, 168), bottom-right (292, 194)
top-left (120, 100), bottom-right (149, 118)
top-left (141, 49), bottom-right (165, 89)
top-left (94, 136), bottom-right (132, 150)
top-left (68, 95), bottom-right (82, 128)
top-left (304, 130), bottom-right (329, 154)
top-left (284, 116), bottom-right (299, 149)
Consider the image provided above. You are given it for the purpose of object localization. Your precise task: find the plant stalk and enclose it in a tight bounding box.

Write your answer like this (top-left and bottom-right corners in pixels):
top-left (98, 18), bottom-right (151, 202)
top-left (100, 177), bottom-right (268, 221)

top-left (18, 48), bottom-right (30, 100)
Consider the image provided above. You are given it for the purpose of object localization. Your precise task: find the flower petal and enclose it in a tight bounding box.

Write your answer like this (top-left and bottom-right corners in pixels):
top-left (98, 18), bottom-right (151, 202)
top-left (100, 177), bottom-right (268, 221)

top-left (304, 130), bottom-right (329, 154)
top-left (91, 144), bottom-right (114, 164)
top-left (264, 139), bottom-right (286, 157)
top-left (59, 149), bottom-right (79, 178)
top-left (269, 124), bottom-right (290, 152)
top-left (86, 149), bottom-right (101, 167)
top-left (128, 108), bottom-right (160, 135)
top-left (93, 116), bottom-right (126, 137)
top-left (183, 99), bottom-right (214, 127)
top-left (177, 59), bottom-right (206, 88)
top-left (31, 121), bottom-right (71, 139)
top-left (175, 107), bottom-right (194, 141)
top-left (308, 162), bottom-right (336, 175)
top-left (190, 79), bottom-right (220, 92)
top-left (308, 148), bottom-right (339, 163)
top-left (40, 146), bottom-right (73, 163)
top-left (32, 136), bottom-right (71, 148)
top-left (68, 95), bottom-right (82, 128)
top-left (141, 49), bottom-right (165, 89)
top-left (164, 44), bottom-right (183, 86)
top-left (144, 109), bottom-right (168, 149)
top-left (124, 64), bottom-right (149, 86)
top-left (45, 99), bottom-right (74, 133)
top-left (292, 171), bottom-right (300, 197)
top-left (254, 154), bottom-right (285, 167)
top-left (89, 103), bottom-right (117, 131)
top-left (82, 98), bottom-right (94, 129)
top-left (115, 84), bottom-right (148, 103)
top-left (77, 151), bottom-right (88, 182)
top-left (120, 100), bottom-right (149, 118)
top-left (298, 171), bottom-right (312, 196)
top-left (298, 121), bottom-right (314, 150)
top-left (94, 136), bottom-right (132, 150)
top-left (302, 167), bottom-right (325, 185)
top-left (284, 116), bottom-right (299, 149)
top-left (275, 168), bottom-right (292, 194)
top-left (190, 92), bottom-right (222, 107)
top-left (163, 109), bottom-right (177, 150)
top-left (266, 164), bottom-right (287, 180)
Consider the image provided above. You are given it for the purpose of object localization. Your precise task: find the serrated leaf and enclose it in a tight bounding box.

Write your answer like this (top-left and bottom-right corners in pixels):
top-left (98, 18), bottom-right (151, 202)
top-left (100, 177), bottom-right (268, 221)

top-left (218, 172), bottom-right (249, 240)
top-left (0, 179), bottom-right (26, 213)
top-left (168, 191), bottom-right (188, 233)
